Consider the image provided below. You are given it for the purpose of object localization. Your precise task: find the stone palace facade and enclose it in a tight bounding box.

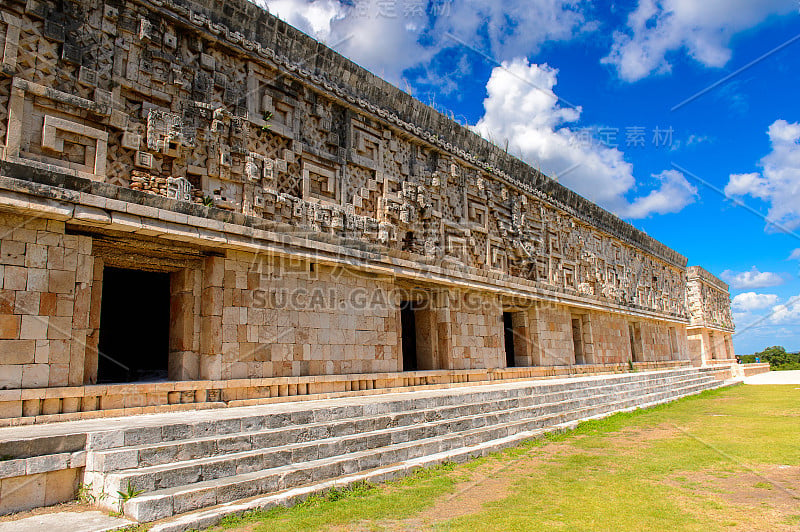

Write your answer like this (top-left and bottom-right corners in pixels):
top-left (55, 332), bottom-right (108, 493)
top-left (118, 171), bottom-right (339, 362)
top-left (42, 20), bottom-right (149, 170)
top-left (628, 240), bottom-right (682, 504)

top-left (0, 0), bottom-right (735, 421)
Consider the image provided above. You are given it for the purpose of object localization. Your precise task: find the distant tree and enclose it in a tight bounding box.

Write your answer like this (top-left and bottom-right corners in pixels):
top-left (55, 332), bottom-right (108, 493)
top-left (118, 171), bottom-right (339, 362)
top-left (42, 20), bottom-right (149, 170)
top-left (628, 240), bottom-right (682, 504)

top-left (756, 346), bottom-right (787, 364)
top-left (754, 346), bottom-right (800, 370)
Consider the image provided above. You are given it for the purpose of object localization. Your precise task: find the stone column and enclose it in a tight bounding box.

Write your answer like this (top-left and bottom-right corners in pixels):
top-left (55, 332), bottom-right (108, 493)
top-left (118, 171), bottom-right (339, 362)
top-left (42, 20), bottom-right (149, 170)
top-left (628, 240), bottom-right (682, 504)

top-left (63, 234), bottom-right (92, 387)
top-left (83, 257), bottom-right (103, 385)
top-left (168, 268), bottom-right (198, 380)
top-left (699, 329), bottom-right (712, 366)
top-left (526, 304), bottom-right (545, 366)
top-left (725, 334), bottom-right (735, 359)
top-left (581, 314), bottom-right (595, 364)
top-left (510, 310), bottom-right (532, 367)
top-left (199, 256), bottom-right (224, 380)
top-left (433, 291), bottom-right (453, 370)
top-left (414, 299), bottom-right (439, 371)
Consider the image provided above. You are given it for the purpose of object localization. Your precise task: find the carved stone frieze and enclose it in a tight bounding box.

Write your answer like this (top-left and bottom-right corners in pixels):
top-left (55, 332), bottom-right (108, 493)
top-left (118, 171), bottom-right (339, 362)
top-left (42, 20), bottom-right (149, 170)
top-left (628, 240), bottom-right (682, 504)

top-left (0, 0), bottom-right (707, 320)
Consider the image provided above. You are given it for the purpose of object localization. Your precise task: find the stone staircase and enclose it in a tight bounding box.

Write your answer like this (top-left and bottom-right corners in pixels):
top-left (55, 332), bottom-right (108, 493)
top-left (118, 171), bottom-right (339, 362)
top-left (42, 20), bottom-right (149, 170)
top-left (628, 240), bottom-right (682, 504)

top-left (72, 367), bottom-right (730, 529)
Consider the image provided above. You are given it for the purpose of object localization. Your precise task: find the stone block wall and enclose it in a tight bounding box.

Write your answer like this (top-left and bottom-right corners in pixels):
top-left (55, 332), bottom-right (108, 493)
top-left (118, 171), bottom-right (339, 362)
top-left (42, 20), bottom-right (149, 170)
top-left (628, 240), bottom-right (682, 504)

top-left (528, 303), bottom-right (575, 366)
top-left (0, 213), bottom-right (95, 392)
top-left (587, 311), bottom-right (633, 364)
top-left (439, 291), bottom-right (504, 370)
top-left (201, 252), bottom-right (400, 379)
top-left (0, 468), bottom-right (81, 515)
top-left (639, 320), bottom-right (687, 362)
top-left (510, 303), bottom-right (688, 368)
top-left (0, 208), bottom-right (697, 392)
top-left (169, 268), bottom-right (202, 380)
top-left (688, 328), bottom-right (734, 366)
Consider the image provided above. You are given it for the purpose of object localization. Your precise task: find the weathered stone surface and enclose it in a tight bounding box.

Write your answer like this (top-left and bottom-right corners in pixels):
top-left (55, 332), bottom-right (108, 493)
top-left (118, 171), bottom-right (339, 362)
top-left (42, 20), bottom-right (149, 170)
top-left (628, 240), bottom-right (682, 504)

top-left (0, 0), bottom-right (736, 483)
top-left (73, 368), bottom-right (727, 522)
top-left (0, 510), bottom-right (133, 532)
top-left (686, 267), bottom-right (735, 366)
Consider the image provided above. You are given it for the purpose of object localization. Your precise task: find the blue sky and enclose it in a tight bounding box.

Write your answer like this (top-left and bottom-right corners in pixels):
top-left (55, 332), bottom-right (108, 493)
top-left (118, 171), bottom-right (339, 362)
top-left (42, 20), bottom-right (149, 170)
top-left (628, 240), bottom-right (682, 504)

top-left (260, 0), bottom-right (800, 354)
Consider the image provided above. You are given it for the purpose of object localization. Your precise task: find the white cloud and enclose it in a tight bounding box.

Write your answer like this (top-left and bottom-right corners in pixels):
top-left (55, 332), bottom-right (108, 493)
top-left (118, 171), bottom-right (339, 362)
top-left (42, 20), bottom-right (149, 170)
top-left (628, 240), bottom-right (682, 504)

top-left (725, 120), bottom-right (800, 232)
top-left (623, 170), bottom-right (698, 218)
top-left (770, 295), bottom-right (800, 325)
top-left (789, 249), bottom-right (800, 260)
top-left (725, 172), bottom-right (771, 200)
top-left (258, 0), bottom-right (432, 82)
top-left (257, 0), bottom-right (594, 84)
top-left (732, 292), bottom-right (780, 312)
top-left (472, 59), bottom-right (697, 218)
top-left (721, 266), bottom-right (785, 289)
top-left (431, 0), bottom-right (593, 63)
top-left (263, 0), bottom-right (345, 41)
top-left (686, 134), bottom-right (711, 147)
top-left (732, 311), bottom-right (754, 325)
top-left (603, 0), bottom-right (796, 82)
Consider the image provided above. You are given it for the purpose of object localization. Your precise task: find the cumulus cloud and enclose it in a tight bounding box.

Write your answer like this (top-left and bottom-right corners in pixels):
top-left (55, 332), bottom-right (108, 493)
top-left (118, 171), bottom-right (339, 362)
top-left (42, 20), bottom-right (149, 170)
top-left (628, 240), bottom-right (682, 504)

top-left (431, 0), bottom-right (593, 63)
top-left (623, 170), bottom-right (698, 218)
top-left (263, 0), bottom-right (345, 41)
top-left (724, 172), bottom-right (770, 200)
top-left (732, 292), bottom-right (780, 312)
top-left (725, 120), bottom-right (800, 232)
top-left (770, 295), bottom-right (800, 325)
top-left (472, 59), bottom-right (697, 218)
top-left (257, 0), bottom-right (432, 82)
top-left (603, 0), bottom-right (796, 82)
top-left (257, 0), bottom-right (594, 85)
top-left (720, 267), bottom-right (785, 289)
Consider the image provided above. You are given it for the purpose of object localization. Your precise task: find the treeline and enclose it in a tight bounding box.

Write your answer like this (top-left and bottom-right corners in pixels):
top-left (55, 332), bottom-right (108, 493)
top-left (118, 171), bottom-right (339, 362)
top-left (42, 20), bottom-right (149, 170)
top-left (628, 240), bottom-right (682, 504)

top-left (739, 346), bottom-right (800, 371)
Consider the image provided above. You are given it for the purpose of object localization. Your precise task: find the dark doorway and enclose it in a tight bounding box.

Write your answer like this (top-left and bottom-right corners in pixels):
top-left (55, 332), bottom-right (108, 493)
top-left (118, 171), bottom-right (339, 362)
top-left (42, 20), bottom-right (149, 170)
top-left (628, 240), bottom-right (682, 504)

top-left (400, 300), bottom-right (418, 371)
top-left (503, 312), bottom-right (516, 367)
top-left (97, 267), bottom-right (171, 383)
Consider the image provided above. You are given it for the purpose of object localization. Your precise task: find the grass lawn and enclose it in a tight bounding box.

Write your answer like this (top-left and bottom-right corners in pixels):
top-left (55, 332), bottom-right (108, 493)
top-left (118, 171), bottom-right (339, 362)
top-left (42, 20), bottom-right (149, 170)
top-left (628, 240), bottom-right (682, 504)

top-left (209, 384), bottom-right (800, 531)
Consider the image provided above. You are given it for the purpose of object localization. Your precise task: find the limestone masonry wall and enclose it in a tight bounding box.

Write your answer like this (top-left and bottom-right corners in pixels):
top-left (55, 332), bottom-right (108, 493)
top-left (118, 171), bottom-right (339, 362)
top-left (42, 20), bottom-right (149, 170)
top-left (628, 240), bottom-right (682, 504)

top-left (0, 213), bottom-right (95, 392)
top-left (528, 304), bottom-right (574, 366)
top-left (212, 254), bottom-right (400, 379)
top-left (0, 0), bottom-right (737, 401)
top-left (439, 291), bottom-right (505, 370)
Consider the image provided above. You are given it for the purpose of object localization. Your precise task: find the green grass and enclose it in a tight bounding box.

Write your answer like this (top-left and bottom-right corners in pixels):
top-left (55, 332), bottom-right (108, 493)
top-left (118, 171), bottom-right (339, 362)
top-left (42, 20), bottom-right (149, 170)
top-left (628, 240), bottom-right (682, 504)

top-left (211, 464), bottom-right (459, 532)
top-left (211, 384), bottom-right (800, 532)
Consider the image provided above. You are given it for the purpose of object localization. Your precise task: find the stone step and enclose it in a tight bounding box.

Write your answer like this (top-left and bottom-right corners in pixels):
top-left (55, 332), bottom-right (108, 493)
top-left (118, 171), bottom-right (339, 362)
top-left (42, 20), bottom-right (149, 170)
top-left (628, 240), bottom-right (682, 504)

top-left (100, 376), bottom-right (705, 494)
top-left (84, 368), bottom-right (708, 452)
top-left (89, 372), bottom-right (713, 474)
top-left (95, 373), bottom-right (715, 485)
top-left (121, 377), bottom-right (721, 521)
top-left (94, 368), bottom-right (707, 454)
top-left (146, 377), bottom-right (733, 532)
top-left (126, 378), bottom-right (722, 522)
